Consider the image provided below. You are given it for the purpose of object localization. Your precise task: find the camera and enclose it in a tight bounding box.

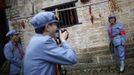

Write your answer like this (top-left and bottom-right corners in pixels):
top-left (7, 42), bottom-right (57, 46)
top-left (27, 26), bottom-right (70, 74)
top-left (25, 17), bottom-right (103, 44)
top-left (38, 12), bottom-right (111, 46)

top-left (55, 29), bottom-right (69, 44)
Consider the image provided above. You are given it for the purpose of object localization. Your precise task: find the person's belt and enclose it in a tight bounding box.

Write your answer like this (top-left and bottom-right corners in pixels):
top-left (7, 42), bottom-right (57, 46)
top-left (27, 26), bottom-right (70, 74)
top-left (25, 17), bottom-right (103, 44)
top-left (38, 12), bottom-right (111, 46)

top-left (112, 34), bottom-right (121, 38)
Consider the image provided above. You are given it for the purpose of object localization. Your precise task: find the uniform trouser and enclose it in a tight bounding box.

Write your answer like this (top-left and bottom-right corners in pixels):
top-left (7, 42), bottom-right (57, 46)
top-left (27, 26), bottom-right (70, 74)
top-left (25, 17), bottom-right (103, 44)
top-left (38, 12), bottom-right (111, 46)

top-left (114, 45), bottom-right (125, 66)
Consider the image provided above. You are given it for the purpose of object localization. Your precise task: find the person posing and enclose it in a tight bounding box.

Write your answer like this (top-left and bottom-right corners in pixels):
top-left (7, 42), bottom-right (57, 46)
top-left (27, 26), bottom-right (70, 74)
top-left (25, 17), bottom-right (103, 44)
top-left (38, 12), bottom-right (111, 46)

top-left (108, 15), bottom-right (126, 73)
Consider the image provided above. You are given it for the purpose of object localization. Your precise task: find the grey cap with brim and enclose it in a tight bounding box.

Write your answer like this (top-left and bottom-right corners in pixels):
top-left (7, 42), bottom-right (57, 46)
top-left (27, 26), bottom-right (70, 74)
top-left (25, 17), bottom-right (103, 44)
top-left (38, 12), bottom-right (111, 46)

top-left (31, 12), bottom-right (59, 29)
top-left (6, 29), bottom-right (19, 37)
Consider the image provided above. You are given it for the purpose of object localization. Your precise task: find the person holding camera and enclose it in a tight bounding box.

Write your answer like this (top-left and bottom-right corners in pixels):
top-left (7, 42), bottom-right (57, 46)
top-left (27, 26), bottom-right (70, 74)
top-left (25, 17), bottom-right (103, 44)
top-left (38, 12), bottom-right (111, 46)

top-left (24, 12), bottom-right (77, 75)
top-left (108, 15), bottom-right (126, 73)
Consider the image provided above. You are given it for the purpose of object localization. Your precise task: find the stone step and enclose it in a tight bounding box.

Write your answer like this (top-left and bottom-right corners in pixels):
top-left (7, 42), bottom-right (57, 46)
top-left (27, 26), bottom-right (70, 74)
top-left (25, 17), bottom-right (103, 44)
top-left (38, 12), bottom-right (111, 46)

top-left (64, 57), bottom-right (134, 70)
top-left (63, 44), bottom-right (134, 75)
top-left (64, 58), bottom-right (134, 75)
top-left (77, 47), bottom-right (134, 63)
top-left (77, 47), bottom-right (134, 58)
top-left (77, 43), bottom-right (134, 55)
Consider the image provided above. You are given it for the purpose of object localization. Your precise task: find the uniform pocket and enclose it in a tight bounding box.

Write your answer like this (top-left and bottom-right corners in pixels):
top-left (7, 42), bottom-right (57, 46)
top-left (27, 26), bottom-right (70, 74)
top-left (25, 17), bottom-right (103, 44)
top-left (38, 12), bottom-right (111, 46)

top-left (113, 35), bottom-right (122, 46)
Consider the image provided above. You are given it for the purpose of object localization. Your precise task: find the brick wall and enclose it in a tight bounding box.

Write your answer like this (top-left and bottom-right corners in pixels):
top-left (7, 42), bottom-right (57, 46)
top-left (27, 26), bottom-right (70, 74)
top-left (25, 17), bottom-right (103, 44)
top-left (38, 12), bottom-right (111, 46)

top-left (5, 0), bottom-right (134, 75)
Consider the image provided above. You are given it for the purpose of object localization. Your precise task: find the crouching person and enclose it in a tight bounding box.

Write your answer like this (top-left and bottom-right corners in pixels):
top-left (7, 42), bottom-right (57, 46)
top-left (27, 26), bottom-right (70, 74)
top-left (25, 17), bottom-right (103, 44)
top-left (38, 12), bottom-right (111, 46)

top-left (24, 12), bottom-right (77, 75)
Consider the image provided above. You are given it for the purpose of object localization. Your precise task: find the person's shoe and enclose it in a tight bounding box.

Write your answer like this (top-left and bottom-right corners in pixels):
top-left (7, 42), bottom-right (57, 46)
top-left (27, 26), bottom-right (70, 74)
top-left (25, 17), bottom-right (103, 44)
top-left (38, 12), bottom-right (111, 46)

top-left (119, 61), bottom-right (125, 73)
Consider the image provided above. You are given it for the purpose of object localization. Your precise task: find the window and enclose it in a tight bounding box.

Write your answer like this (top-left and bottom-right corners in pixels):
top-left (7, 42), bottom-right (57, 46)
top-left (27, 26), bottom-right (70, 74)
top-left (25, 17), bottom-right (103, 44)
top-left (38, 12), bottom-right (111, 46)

top-left (43, 2), bottom-right (79, 28)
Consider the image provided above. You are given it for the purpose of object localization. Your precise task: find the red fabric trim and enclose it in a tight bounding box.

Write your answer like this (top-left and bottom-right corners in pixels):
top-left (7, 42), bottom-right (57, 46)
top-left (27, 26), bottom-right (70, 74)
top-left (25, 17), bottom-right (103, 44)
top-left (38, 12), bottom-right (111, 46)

top-left (13, 42), bottom-right (24, 59)
top-left (120, 30), bottom-right (126, 35)
top-left (55, 64), bottom-right (58, 75)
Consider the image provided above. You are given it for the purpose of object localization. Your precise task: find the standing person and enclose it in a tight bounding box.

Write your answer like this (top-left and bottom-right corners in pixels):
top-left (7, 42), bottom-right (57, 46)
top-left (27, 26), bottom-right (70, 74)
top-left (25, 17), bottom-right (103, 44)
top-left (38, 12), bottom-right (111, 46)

top-left (108, 15), bottom-right (126, 73)
top-left (24, 12), bottom-right (77, 75)
top-left (4, 29), bottom-right (24, 75)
